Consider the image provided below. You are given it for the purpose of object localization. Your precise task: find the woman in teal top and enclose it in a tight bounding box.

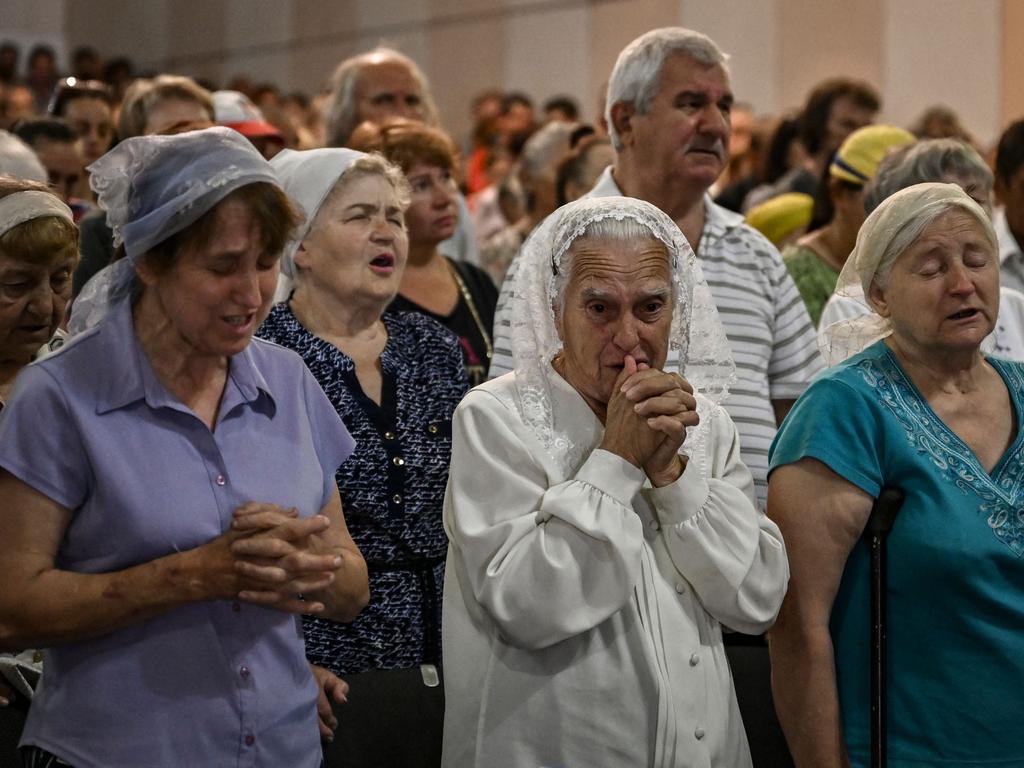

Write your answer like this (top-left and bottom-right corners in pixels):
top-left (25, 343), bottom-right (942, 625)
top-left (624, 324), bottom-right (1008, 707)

top-left (767, 183), bottom-right (1024, 768)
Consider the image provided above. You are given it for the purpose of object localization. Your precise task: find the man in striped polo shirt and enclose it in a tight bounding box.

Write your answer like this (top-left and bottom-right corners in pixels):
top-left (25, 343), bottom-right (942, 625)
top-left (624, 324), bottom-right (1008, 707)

top-left (488, 27), bottom-right (823, 508)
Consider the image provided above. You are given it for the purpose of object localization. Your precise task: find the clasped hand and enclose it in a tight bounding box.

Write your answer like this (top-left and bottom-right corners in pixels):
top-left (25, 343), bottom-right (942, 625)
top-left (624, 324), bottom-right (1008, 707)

top-left (600, 354), bottom-right (699, 487)
top-left (203, 503), bottom-right (342, 614)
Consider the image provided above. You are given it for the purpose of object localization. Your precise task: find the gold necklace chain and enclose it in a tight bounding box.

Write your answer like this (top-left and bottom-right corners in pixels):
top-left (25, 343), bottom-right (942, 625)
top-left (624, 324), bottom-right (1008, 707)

top-left (446, 260), bottom-right (493, 362)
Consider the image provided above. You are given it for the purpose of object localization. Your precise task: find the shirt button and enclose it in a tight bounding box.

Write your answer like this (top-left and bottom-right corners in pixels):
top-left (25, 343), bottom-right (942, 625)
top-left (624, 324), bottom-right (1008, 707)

top-left (427, 424), bottom-right (438, 434)
top-left (239, 666), bottom-right (250, 679)
top-left (695, 727), bottom-right (705, 740)
top-left (215, 474), bottom-right (226, 486)
top-left (392, 456), bottom-right (405, 466)
top-left (231, 602), bottom-right (241, 613)
top-left (675, 582), bottom-right (686, 594)
top-left (244, 734), bottom-right (255, 747)
top-left (689, 653), bottom-right (700, 667)
top-left (392, 494), bottom-right (402, 505)
top-left (648, 519), bottom-right (660, 530)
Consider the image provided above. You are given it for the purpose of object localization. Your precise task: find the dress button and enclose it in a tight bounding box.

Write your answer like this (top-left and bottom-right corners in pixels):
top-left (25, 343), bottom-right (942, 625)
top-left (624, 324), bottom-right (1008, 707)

top-left (244, 734), bottom-right (255, 747)
top-left (392, 494), bottom-right (402, 505)
top-left (239, 666), bottom-right (250, 679)
top-left (384, 431), bottom-right (396, 441)
top-left (215, 474), bottom-right (226, 486)
top-left (689, 653), bottom-right (700, 667)
top-left (695, 727), bottom-right (705, 740)
top-left (427, 424), bottom-right (438, 434)
top-left (392, 456), bottom-right (405, 466)
top-left (231, 602), bottom-right (241, 613)
top-left (675, 582), bottom-right (686, 594)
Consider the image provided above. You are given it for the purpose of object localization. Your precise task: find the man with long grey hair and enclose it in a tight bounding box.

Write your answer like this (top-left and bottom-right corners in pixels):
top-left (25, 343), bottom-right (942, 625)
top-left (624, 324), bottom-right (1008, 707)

top-left (324, 47), bottom-right (439, 149)
top-left (490, 27), bottom-right (823, 509)
top-left (322, 46), bottom-right (479, 267)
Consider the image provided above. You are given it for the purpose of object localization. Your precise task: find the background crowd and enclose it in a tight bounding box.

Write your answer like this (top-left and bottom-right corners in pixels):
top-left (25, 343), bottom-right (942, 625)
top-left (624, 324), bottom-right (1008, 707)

top-left (2, 23), bottom-right (1024, 768)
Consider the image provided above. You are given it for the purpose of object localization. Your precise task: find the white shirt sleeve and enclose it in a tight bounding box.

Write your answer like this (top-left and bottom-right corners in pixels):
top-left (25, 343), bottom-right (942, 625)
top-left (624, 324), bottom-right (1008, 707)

top-left (444, 387), bottom-right (646, 650)
top-left (644, 411), bottom-right (789, 634)
top-left (765, 248), bottom-right (825, 400)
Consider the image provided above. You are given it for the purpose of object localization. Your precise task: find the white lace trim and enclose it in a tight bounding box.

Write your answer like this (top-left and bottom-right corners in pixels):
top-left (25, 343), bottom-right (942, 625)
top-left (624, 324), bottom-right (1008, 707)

top-left (510, 196), bottom-right (736, 476)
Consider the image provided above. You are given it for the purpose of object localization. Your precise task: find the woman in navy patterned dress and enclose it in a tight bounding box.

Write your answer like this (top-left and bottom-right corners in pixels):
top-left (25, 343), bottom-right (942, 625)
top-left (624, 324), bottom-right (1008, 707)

top-left (257, 147), bottom-right (468, 768)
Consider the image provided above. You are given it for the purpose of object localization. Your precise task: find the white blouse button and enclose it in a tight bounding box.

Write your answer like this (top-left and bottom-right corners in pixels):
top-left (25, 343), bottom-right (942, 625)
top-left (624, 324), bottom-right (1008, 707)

top-left (674, 581), bottom-right (686, 594)
top-left (695, 727), bottom-right (706, 740)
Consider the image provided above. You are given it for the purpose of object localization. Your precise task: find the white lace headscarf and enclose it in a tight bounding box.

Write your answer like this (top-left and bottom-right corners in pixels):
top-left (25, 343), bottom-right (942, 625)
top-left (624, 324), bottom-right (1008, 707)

top-left (820, 182), bottom-right (997, 365)
top-left (68, 127), bottom-right (280, 334)
top-left (510, 195), bottom-right (735, 474)
top-left (269, 147), bottom-right (365, 301)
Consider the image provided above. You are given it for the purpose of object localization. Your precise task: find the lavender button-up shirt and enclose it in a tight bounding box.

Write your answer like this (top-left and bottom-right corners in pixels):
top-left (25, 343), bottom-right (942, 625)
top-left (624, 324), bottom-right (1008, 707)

top-left (0, 298), bottom-right (354, 768)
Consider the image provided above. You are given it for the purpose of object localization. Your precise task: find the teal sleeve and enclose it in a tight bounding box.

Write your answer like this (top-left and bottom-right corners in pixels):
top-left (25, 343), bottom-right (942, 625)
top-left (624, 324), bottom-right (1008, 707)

top-left (769, 375), bottom-right (884, 497)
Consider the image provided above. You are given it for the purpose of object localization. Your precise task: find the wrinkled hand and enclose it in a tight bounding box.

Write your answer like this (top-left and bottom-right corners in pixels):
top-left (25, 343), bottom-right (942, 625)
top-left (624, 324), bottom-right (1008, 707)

top-left (601, 355), bottom-right (698, 486)
top-left (194, 503), bottom-right (341, 614)
top-left (310, 663), bottom-right (348, 742)
top-left (229, 502), bottom-right (342, 613)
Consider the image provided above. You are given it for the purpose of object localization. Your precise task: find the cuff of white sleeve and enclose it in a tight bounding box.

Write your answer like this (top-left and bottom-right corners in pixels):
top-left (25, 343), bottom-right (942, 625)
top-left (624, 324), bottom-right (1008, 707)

top-left (576, 449), bottom-right (647, 508)
top-left (644, 456), bottom-right (711, 525)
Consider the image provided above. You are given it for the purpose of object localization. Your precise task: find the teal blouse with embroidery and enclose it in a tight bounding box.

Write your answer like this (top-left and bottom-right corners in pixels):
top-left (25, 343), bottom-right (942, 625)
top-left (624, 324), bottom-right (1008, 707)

top-left (770, 340), bottom-right (1024, 768)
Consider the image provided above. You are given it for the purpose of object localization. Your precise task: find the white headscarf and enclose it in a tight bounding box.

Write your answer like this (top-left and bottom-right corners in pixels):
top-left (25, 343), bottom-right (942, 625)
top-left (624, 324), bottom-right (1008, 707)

top-left (69, 127), bottom-right (280, 334)
top-left (0, 190), bottom-right (73, 238)
top-left (510, 195), bottom-right (735, 475)
top-left (268, 147), bottom-right (365, 301)
top-left (819, 182), bottom-right (998, 365)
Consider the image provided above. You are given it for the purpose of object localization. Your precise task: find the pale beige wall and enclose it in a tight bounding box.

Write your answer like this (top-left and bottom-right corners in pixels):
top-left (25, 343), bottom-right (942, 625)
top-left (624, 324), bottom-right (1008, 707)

top-left (5, 0), bottom-right (1022, 146)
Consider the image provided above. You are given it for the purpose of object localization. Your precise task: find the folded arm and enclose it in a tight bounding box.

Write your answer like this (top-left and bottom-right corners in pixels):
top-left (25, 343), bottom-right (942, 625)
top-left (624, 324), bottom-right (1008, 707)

top-left (648, 411), bottom-right (789, 634)
top-left (0, 470), bottom-right (356, 650)
top-left (445, 391), bottom-right (646, 651)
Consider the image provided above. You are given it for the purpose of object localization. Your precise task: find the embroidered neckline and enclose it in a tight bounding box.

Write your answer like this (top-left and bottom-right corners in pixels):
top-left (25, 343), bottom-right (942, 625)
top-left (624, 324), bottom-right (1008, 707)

top-left (854, 346), bottom-right (1024, 556)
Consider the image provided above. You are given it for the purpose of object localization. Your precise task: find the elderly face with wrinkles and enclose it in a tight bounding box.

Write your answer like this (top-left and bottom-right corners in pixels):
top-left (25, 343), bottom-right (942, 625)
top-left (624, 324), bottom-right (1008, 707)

top-left (554, 235), bottom-right (674, 410)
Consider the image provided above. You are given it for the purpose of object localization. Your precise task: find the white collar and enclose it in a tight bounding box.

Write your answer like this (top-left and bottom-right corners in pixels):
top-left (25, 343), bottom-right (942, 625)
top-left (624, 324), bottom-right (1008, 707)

top-left (994, 206), bottom-right (1024, 265)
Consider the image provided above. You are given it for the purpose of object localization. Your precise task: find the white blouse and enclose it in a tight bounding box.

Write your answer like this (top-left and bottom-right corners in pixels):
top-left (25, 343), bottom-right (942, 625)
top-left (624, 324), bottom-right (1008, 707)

top-left (441, 371), bottom-right (789, 768)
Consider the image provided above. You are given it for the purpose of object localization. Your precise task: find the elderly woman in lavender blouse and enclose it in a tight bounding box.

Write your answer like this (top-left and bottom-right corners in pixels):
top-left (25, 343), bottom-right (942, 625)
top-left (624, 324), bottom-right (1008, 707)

top-left (0, 127), bottom-right (369, 768)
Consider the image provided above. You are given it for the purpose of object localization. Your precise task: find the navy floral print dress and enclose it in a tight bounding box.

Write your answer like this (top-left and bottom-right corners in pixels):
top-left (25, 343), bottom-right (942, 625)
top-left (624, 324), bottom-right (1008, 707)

top-left (257, 303), bottom-right (469, 675)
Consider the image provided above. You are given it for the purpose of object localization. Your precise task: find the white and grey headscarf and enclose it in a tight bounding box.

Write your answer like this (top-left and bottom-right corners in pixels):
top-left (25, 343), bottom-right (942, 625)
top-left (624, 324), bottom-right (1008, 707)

top-left (820, 182), bottom-right (997, 365)
top-left (268, 147), bottom-right (366, 301)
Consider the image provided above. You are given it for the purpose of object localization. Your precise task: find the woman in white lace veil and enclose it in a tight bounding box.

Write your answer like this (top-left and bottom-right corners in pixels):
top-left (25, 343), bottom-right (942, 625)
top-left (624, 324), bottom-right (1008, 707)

top-left (507, 195), bottom-right (735, 474)
top-left (441, 194), bottom-right (787, 768)
top-left (68, 126), bottom-right (280, 333)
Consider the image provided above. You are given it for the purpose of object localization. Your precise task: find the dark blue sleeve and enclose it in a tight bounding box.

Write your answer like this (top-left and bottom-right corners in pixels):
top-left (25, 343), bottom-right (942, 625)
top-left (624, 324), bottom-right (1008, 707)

top-left (298, 364), bottom-right (355, 509)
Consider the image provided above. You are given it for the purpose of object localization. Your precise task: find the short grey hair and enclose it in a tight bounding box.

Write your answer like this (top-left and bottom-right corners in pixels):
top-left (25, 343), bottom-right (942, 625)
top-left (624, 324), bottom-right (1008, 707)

top-left (519, 121), bottom-right (577, 180)
top-left (865, 139), bottom-right (994, 215)
top-left (324, 47), bottom-right (439, 148)
top-left (872, 196), bottom-right (995, 290)
top-left (553, 216), bottom-right (670, 311)
top-left (605, 27), bottom-right (729, 149)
